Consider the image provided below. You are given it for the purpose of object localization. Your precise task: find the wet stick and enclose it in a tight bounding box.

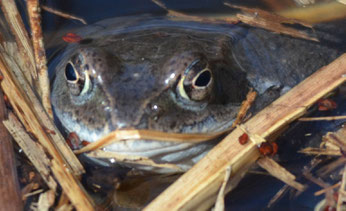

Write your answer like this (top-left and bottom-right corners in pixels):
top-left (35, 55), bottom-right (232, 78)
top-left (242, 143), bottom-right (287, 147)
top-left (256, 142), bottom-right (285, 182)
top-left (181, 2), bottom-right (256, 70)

top-left (0, 46), bottom-right (93, 210)
top-left (27, 0), bottom-right (52, 117)
top-left (0, 0), bottom-right (36, 84)
top-left (145, 54), bottom-right (346, 210)
top-left (41, 5), bottom-right (87, 25)
top-left (3, 113), bottom-right (57, 190)
top-left (0, 90), bottom-right (23, 211)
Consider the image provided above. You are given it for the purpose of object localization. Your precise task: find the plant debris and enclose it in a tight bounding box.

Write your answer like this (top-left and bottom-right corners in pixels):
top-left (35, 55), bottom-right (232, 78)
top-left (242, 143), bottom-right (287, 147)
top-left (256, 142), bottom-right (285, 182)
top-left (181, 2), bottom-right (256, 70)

top-left (27, 0), bottom-right (52, 117)
top-left (224, 2), bottom-right (318, 41)
top-left (41, 5), bottom-right (87, 25)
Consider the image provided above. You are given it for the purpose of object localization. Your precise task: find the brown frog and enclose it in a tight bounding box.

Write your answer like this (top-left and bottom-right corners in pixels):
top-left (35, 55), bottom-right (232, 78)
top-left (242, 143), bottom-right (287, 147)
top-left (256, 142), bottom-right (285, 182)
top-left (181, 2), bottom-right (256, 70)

top-left (51, 16), bottom-right (339, 172)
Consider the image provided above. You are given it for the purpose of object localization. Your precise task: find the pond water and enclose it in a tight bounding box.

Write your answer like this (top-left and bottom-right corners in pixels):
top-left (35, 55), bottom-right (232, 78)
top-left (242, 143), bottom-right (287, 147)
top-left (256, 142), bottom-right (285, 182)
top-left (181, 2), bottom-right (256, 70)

top-left (28, 0), bottom-right (346, 210)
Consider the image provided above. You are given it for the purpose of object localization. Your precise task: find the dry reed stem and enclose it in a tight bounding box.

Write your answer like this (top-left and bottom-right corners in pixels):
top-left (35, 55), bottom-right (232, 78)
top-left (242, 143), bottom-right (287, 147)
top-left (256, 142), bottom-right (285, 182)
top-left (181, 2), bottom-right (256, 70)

top-left (224, 3), bottom-right (313, 28)
top-left (151, 0), bottom-right (238, 24)
top-left (0, 45), bottom-right (93, 210)
top-left (41, 5), bottom-right (87, 25)
top-left (266, 185), bottom-right (289, 208)
top-left (224, 3), bottom-right (318, 41)
top-left (337, 164), bottom-right (346, 210)
top-left (323, 126), bottom-right (346, 150)
top-left (27, 0), bottom-right (52, 117)
top-left (3, 113), bottom-right (57, 190)
top-left (315, 182), bottom-right (341, 196)
top-left (304, 172), bottom-right (330, 189)
top-left (236, 13), bottom-right (317, 41)
top-left (0, 0), bottom-right (36, 84)
top-left (23, 189), bottom-right (44, 199)
top-left (0, 43), bottom-right (83, 174)
top-left (0, 90), bottom-right (23, 211)
top-left (279, 1), bottom-right (346, 23)
top-left (232, 89), bottom-right (257, 127)
top-left (75, 129), bottom-right (226, 154)
top-left (317, 157), bottom-right (346, 178)
top-left (214, 166), bottom-right (231, 211)
top-left (50, 159), bottom-right (94, 210)
top-left (36, 190), bottom-right (55, 211)
top-left (257, 157), bottom-right (305, 191)
top-left (145, 54), bottom-right (346, 210)
top-left (299, 115), bottom-right (346, 121)
top-left (300, 126), bottom-right (346, 156)
top-left (87, 150), bottom-right (184, 172)
top-left (299, 147), bottom-right (341, 156)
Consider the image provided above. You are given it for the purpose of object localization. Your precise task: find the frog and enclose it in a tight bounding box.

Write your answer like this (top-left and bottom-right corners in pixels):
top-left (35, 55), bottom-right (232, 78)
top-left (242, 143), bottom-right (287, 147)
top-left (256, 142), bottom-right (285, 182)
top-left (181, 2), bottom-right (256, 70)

top-left (51, 16), bottom-right (340, 173)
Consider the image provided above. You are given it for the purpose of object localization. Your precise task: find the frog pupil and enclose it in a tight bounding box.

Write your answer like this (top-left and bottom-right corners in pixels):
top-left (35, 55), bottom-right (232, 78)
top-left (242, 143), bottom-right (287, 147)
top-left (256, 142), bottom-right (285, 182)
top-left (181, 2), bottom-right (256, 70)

top-left (65, 63), bottom-right (77, 81)
top-left (195, 71), bottom-right (211, 87)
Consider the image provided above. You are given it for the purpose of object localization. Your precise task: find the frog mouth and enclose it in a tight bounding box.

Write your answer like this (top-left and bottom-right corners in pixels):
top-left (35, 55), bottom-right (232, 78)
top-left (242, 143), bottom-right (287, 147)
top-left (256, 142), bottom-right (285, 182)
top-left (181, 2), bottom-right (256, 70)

top-left (82, 138), bottom-right (213, 173)
top-left (74, 129), bottom-right (225, 172)
top-left (74, 129), bottom-right (225, 155)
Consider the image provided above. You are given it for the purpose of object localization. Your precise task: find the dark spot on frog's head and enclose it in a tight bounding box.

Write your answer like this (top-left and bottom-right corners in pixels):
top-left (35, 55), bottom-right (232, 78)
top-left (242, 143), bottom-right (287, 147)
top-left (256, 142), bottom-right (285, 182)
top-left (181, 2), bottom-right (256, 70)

top-left (170, 121), bottom-right (177, 129)
top-left (79, 38), bottom-right (93, 45)
top-left (169, 59), bottom-right (176, 66)
top-left (88, 118), bottom-right (95, 125)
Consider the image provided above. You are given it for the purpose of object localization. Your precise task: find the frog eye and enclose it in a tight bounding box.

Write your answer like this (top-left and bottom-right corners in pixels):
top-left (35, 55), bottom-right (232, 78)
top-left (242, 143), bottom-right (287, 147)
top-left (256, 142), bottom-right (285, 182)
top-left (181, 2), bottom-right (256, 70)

top-left (177, 59), bottom-right (214, 101)
top-left (64, 61), bottom-right (91, 96)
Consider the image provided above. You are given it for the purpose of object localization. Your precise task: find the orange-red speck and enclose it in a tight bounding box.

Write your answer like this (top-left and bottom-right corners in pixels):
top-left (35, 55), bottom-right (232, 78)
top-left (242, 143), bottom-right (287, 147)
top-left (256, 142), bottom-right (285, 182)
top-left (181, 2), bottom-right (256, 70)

top-left (63, 33), bottom-right (82, 43)
top-left (66, 132), bottom-right (81, 150)
top-left (317, 99), bottom-right (337, 111)
top-left (271, 142), bottom-right (278, 156)
top-left (324, 205), bottom-right (336, 211)
top-left (238, 133), bottom-right (249, 145)
top-left (258, 142), bottom-right (273, 156)
top-left (81, 140), bottom-right (90, 146)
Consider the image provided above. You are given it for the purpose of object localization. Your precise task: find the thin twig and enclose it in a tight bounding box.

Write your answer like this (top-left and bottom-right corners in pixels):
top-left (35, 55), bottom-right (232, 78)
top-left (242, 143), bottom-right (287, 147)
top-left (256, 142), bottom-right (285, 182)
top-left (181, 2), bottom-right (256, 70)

top-left (214, 166), bottom-right (231, 211)
top-left (315, 182), bottom-right (341, 196)
top-left (41, 5), bottom-right (87, 25)
top-left (257, 157), bottom-right (305, 191)
top-left (266, 185), bottom-right (290, 208)
top-left (87, 150), bottom-right (184, 172)
top-left (75, 129), bottom-right (226, 154)
top-left (232, 89), bottom-right (257, 127)
top-left (298, 147), bottom-right (341, 156)
top-left (151, 0), bottom-right (238, 24)
top-left (224, 3), bottom-right (318, 42)
top-left (299, 115), bottom-right (346, 121)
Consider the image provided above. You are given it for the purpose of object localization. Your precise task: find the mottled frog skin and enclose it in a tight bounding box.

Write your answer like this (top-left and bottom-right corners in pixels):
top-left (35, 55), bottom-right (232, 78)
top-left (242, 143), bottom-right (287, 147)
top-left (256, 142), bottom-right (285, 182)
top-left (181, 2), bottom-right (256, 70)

top-left (51, 16), bottom-right (339, 172)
